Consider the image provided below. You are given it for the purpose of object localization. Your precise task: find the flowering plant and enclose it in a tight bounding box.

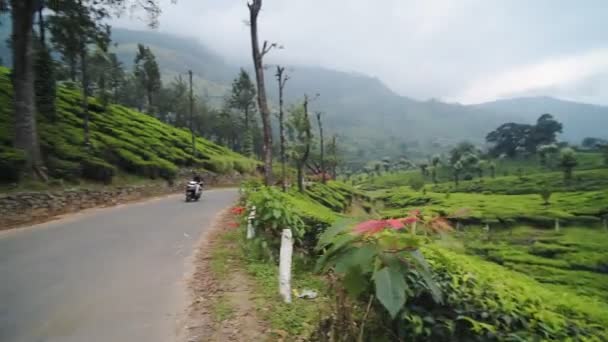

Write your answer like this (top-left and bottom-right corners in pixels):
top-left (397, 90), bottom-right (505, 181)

top-left (231, 206), bottom-right (246, 215)
top-left (316, 209), bottom-right (461, 318)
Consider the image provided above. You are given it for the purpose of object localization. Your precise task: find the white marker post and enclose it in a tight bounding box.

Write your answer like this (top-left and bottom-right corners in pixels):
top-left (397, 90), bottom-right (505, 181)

top-left (554, 218), bottom-right (560, 232)
top-left (247, 206), bottom-right (256, 239)
top-left (279, 229), bottom-right (293, 303)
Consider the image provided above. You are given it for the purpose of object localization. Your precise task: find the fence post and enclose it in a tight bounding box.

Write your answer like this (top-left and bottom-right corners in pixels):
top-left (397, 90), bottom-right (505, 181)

top-left (554, 218), bottom-right (560, 232)
top-left (279, 228), bottom-right (293, 303)
top-left (247, 206), bottom-right (256, 239)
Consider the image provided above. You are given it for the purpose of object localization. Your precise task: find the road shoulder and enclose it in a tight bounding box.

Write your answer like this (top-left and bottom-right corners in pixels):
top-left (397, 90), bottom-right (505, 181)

top-left (181, 208), bottom-right (269, 342)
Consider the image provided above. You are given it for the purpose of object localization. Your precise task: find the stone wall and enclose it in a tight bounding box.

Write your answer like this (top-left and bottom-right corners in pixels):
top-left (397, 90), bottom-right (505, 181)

top-left (0, 171), bottom-right (246, 230)
top-left (0, 183), bottom-right (181, 229)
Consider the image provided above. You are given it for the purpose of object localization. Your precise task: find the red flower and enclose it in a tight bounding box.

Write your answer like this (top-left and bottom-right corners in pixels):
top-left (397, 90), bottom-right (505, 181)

top-left (401, 216), bottom-right (419, 225)
top-left (231, 206), bottom-right (246, 215)
top-left (353, 220), bottom-right (387, 235)
top-left (227, 221), bottom-right (240, 229)
top-left (386, 219), bottom-right (405, 230)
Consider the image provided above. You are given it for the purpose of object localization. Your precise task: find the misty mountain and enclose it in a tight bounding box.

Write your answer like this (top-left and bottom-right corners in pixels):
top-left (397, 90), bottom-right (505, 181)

top-left (1, 23), bottom-right (606, 160)
top-left (107, 29), bottom-right (512, 156)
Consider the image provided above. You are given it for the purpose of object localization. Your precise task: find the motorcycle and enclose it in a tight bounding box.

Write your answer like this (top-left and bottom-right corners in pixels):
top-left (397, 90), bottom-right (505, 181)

top-left (185, 181), bottom-right (202, 202)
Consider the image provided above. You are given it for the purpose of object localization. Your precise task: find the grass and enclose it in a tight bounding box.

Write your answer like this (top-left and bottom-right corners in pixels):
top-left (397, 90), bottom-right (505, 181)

top-left (210, 227), bottom-right (329, 339)
top-left (0, 66), bottom-right (257, 186)
top-left (211, 295), bottom-right (234, 322)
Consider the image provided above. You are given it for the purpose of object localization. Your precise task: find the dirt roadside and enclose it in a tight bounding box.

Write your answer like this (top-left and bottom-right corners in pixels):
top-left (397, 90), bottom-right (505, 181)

top-left (180, 208), bottom-right (269, 342)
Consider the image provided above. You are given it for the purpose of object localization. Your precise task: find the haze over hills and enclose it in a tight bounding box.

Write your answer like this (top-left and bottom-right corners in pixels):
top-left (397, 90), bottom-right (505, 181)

top-left (107, 29), bottom-right (608, 159)
top-left (1, 24), bottom-right (607, 159)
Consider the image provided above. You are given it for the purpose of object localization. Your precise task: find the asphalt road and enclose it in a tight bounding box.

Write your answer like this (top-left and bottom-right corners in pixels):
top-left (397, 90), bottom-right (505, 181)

top-left (0, 188), bottom-right (238, 342)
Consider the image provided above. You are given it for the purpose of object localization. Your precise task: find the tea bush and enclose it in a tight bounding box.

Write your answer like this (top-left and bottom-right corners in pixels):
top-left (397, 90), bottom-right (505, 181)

top-left (0, 66), bottom-right (256, 185)
top-left (0, 146), bottom-right (26, 182)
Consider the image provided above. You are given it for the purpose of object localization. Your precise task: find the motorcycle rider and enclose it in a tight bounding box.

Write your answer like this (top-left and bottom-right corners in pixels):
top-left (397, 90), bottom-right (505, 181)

top-left (192, 174), bottom-right (203, 197)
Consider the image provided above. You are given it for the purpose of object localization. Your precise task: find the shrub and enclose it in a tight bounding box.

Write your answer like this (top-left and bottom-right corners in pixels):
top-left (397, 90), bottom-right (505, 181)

top-left (247, 187), bottom-right (306, 258)
top-left (81, 158), bottom-right (116, 184)
top-left (233, 159), bottom-right (256, 174)
top-left (114, 148), bottom-right (145, 173)
top-left (47, 157), bottom-right (81, 181)
top-left (149, 158), bottom-right (178, 181)
top-left (539, 187), bottom-right (552, 205)
top-left (203, 158), bottom-right (234, 174)
top-left (408, 175), bottom-right (425, 192)
top-left (0, 147), bottom-right (26, 182)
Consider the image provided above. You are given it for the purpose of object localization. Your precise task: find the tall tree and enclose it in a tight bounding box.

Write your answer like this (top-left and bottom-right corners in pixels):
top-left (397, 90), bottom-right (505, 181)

top-left (34, 0), bottom-right (56, 121)
top-left (49, 0), bottom-right (111, 146)
top-left (315, 111), bottom-right (326, 183)
top-left (287, 97), bottom-right (313, 192)
top-left (90, 48), bottom-right (111, 108)
top-left (275, 65), bottom-right (289, 191)
top-left (10, 0), bottom-right (46, 179)
top-left (133, 44), bottom-right (161, 114)
top-left (530, 113), bottom-right (562, 148)
top-left (327, 135), bottom-right (338, 179)
top-left (430, 155), bottom-right (440, 184)
top-left (453, 161), bottom-right (463, 187)
top-left (247, 0), bottom-right (277, 185)
top-left (228, 68), bottom-right (256, 157)
top-left (107, 52), bottom-right (125, 103)
top-left (10, 0), bottom-right (162, 178)
top-left (559, 148), bottom-right (578, 182)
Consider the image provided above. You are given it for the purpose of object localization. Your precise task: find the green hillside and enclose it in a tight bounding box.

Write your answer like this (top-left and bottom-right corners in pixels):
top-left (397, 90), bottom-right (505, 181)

top-left (106, 29), bottom-right (608, 165)
top-left (3, 25), bottom-right (607, 167)
top-left (0, 67), bottom-right (257, 185)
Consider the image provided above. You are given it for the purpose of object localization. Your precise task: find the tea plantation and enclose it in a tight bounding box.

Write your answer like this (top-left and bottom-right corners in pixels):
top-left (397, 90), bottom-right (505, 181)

top-left (0, 67), bottom-right (257, 185)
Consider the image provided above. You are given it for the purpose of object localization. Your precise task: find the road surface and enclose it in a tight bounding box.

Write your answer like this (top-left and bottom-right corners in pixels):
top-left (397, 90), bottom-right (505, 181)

top-left (0, 188), bottom-right (238, 342)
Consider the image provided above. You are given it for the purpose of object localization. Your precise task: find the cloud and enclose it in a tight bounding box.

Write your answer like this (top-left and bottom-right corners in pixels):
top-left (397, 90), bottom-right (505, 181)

top-left (113, 0), bottom-right (608, 104)
top-left (452, 48), bottom-right (608, 104)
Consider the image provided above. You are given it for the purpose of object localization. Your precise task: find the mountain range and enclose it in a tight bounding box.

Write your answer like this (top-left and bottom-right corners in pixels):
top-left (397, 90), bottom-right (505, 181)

top-left (1, 23), bottom-right (607, 161)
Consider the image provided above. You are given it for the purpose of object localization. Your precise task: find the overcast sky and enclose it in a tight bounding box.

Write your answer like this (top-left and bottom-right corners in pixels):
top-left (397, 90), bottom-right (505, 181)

top-left (116, 0), bottom-right (608, 105)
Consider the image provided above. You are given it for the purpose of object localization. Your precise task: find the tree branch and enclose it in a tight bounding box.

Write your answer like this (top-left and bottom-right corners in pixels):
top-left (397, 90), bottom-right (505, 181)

top-left (261, 40), bottom-right (277, 57)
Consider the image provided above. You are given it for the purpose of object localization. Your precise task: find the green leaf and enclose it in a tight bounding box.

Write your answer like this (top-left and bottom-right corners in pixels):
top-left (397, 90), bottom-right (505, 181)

top-left (335, 245), bottom-right (377, 274)
top-left (373, 266), bottom-right (407, 319)
top-left (409, 250), bottom-right (443, 304)
top-left (316, 219), bottom-right (356, 249)
top-left (272, 209), bottom-right (281, 219)
top-left (343, 266), bottom-right (370, 298)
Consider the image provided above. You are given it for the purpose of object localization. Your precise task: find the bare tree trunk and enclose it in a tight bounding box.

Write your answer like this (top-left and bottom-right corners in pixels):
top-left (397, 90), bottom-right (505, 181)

top-left (189, 70), bottom-right (196, 159)
top-left (80, 49), bottom-right (90, 146)
top-left (69, 56), bottom-right (77, 82)
top-left (37, 2), bottom-right (45, 44)
top-left (11, 0), bottom-right (46, 179)
top-left (276, 66), bottom-right (288, 191)
top-left (247, 0), bottom-right (274, 185)
top-left (331, 135), bottom-right (337, 179)
top-left (297, 95), bottom-right (312, 192)
top-left (296, 162), bottom-right (304, 192)
top-left (316, 111), bottom-right (325, 183)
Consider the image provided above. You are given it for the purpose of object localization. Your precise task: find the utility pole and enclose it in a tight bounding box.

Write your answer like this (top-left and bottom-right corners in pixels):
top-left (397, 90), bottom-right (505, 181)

top-left (189, 70), bottom-right (195, 159)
